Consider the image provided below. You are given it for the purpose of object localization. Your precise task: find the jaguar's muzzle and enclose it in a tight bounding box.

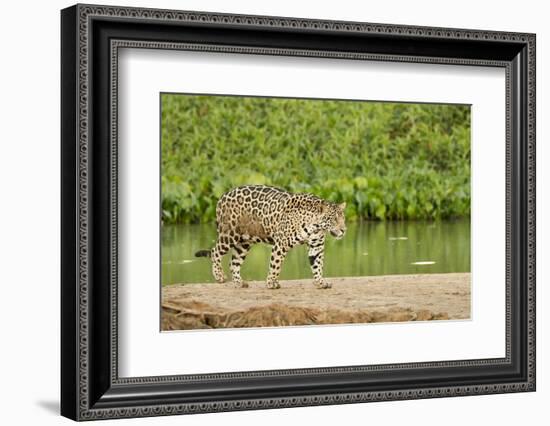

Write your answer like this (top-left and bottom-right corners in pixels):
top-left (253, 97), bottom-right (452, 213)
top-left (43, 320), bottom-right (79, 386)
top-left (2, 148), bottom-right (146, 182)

top-left (330, 229), bottom-right (346, 239)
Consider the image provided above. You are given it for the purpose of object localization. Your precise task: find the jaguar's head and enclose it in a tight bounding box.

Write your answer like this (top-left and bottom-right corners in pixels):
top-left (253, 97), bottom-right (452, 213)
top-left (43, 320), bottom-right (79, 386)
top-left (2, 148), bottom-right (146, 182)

top-left (326, 202), bottom-right (347, 240)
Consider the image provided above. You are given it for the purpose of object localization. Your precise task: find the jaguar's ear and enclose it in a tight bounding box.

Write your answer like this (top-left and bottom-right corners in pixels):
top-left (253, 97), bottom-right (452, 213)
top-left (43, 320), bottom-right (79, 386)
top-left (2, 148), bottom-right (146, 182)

top-left (338, 202), bottom-right (347, 210)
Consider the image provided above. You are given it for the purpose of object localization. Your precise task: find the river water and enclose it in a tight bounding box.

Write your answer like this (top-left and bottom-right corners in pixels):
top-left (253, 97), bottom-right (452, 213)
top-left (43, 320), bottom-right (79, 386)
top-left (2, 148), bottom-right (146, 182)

top-left (161, 219), bottom-right (470, 285)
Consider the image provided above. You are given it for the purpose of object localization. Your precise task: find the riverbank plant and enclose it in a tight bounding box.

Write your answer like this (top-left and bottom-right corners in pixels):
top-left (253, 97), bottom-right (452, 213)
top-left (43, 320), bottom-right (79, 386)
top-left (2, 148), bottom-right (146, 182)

top-left (161, 94), bottom-right (470, 224)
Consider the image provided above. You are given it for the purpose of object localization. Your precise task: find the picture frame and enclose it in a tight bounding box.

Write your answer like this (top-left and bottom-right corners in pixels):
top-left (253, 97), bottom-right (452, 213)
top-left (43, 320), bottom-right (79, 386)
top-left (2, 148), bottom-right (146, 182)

top-left (60, 3), bottom-right (536, 421)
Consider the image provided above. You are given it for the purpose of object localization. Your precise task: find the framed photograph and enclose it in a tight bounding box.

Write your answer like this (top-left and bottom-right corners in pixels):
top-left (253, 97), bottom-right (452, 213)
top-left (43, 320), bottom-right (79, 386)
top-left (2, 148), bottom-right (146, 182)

top-left (61, 4), bottom-right (536, 421)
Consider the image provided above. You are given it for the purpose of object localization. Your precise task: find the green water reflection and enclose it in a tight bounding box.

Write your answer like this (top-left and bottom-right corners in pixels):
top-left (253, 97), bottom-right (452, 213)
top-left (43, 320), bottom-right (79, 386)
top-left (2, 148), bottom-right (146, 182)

top-left (161, 220), bottom-right (470, 285)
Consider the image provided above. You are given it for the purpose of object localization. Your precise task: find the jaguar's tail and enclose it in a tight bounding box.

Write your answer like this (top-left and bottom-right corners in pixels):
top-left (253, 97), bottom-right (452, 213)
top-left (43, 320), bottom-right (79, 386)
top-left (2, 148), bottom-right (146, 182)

top-left (195, 249), bottom-right (212, 258)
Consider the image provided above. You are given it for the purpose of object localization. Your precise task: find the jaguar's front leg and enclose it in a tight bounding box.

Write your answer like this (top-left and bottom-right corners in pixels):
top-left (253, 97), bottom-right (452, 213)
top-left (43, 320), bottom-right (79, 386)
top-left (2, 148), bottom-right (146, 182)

top-left (307, 235), bottom-right (331, 289)
top-left (266, 242), bottom-right (288, 289)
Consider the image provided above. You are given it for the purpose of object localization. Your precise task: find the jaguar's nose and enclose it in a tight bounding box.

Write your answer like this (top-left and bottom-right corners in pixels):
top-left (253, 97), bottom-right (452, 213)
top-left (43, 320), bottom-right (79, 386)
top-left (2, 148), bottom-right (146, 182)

top-left (333, 230), bottom-right (345, 240)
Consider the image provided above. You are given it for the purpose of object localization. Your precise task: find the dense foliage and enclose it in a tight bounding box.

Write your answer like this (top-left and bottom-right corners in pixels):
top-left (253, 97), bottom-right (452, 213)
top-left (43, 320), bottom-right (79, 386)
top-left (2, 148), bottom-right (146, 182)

top-left (161, 94), bottom-right (470, 224)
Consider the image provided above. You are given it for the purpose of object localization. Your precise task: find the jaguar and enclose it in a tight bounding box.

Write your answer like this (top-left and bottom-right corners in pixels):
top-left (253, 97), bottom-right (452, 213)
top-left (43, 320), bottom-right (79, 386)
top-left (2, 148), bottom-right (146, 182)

top-left (195, 185), bottom-right (346, 289)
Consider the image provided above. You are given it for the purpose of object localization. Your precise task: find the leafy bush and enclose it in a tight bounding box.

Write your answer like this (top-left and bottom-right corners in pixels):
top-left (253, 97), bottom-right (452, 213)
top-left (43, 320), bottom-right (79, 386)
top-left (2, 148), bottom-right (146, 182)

top-left (161, 95), bottom-right (470, 223)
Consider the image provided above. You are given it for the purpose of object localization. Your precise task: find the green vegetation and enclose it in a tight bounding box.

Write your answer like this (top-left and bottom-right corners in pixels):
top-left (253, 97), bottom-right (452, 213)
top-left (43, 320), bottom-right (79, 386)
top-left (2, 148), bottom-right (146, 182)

top-left (161, 94), bottom-right (470, 224)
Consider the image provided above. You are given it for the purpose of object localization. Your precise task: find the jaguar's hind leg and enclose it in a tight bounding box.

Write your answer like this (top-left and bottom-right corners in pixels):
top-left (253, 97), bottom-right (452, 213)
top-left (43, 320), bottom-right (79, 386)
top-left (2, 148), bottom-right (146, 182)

top-left (210, 236), bottom-right (230, 283)
top-left (230, 242), bottom-right (251, 288)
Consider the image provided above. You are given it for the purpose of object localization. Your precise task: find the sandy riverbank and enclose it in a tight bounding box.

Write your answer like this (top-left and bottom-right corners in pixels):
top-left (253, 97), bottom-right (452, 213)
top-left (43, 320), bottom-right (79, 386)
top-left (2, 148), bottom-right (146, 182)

top-left (161, 273), bottom-right (470, 330)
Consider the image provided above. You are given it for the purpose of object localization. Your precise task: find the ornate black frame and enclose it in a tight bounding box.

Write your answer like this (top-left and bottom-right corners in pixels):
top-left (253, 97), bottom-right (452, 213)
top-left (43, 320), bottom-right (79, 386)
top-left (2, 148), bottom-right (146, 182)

top-left (61, 3), bottom-right (536, 421)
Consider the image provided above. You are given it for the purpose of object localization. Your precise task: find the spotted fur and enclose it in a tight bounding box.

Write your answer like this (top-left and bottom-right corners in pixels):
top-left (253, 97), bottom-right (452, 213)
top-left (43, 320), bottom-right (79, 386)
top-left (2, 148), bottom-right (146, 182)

top-left (195, 185), bottom-right (347, 289)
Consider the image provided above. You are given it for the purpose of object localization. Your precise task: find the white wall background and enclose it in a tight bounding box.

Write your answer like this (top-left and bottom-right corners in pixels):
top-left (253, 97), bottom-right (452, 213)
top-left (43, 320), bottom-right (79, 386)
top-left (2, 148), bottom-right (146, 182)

top-left (0, 0), bottom-right (546, 424)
